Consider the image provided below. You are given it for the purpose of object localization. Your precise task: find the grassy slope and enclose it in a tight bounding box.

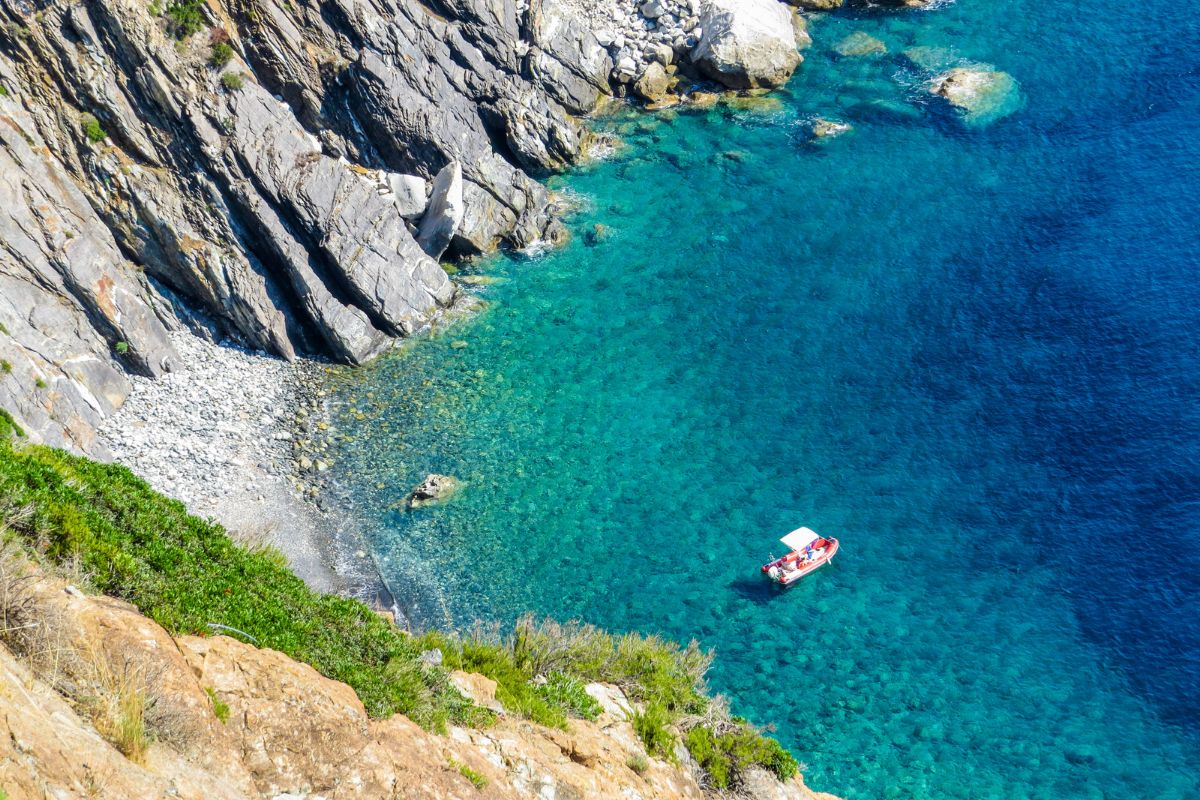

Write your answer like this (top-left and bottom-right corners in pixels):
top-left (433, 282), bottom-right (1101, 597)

top-left (0, 440), bottom-right (796, 786)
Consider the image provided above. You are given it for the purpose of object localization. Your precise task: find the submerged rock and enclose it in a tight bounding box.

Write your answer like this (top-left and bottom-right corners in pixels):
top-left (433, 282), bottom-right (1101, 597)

top-left (834, 32), bottom-right (887, 58)
top-left (929, 68), bottom-right (1022, 126)
top-left (691, 0), bottom-right (804, 89)
top-left (409, 473), bottom-right (461, 508)
top-left (812, 118), bottom-right (853, 138)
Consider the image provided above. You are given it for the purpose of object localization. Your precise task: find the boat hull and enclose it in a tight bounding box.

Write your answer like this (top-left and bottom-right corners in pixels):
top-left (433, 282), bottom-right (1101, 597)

top-left (761, 538), bottom-right (839, 585)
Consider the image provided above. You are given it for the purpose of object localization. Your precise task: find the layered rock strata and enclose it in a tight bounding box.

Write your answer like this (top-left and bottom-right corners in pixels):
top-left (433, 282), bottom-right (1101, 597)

top-left (0, 0), bottom-right (806, 451)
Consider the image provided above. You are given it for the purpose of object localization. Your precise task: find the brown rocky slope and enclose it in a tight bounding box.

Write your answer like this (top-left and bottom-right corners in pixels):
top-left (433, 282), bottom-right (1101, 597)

top-left (0, 570), bottom-right (839, 800)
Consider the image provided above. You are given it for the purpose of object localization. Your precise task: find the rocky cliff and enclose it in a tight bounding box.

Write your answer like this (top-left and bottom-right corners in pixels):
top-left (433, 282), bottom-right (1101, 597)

top-left (0, 567), bottom-right (840, 800)
top-left (0, 0), bottom-right (806, 454)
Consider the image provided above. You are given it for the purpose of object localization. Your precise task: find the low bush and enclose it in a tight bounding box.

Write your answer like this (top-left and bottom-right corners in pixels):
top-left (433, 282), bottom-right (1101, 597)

top-left (0, 442), bottom-right (487, 732)
top-left (0, 441), bottom-right (798, 786)
top-left (81, 114), bottom-right (106, 144)
top-left (1, 360), bottom-right (11, 373)
top-left (626, 752), bottom-right (650, 777)
top-left (220, 73), bottom-right (244, 92)
top-left (0, 410), bottom-right (19, 441)
top-left (165, 0), bottom-right (205, 38)
top-left (683, 723), bottom-right (799, 789)
top-left (209, 42), bottom-right (234, 69)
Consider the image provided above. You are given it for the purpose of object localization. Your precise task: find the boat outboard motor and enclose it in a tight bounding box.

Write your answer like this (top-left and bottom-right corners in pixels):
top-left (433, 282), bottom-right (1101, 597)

top-left (768, 565), bottom-right (782, 580)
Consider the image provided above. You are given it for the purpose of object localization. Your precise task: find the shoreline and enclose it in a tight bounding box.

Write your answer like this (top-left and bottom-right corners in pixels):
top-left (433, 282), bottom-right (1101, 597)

top-left (97, 332), bottom-right (387, 603)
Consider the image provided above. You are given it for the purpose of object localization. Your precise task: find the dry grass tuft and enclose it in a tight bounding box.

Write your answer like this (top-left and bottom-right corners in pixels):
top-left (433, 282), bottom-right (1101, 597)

top-left (81, 645), bottom-right (153, 763)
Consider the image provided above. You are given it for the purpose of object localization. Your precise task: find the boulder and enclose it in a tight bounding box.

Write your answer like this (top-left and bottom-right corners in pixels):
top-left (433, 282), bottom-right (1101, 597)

top-left (833, 32), bottom-right (886, 57)
top-left (634, 63), bottom-right (672, 101)
top-left (409, 473), bottom-right (462, 508)
top-left (812, 118), bottom-right (852, 138)
top-left (417, 161), bottom-right (466, 260)
top-left (387, 173), bottom-right (429, 219)
top-left (929, 68), bottom-right (1021, 126)
top-left (641, 0), bottom-right (667, 17)
top-left (451, 671), bottom-right (505, 712)
top-left (691, 0), bottom-right (803, 89)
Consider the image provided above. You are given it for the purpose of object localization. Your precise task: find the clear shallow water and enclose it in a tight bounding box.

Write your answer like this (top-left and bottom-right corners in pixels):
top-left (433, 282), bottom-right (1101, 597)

top-left (327, 0), bottom-right (1200, 796)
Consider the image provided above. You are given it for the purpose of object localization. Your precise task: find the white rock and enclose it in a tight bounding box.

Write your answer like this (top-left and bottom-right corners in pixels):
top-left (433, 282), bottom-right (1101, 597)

top-left (690, 0), bottom-right (801, 89)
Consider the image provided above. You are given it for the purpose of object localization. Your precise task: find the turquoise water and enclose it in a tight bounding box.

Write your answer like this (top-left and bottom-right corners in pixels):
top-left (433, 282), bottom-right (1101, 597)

top-left (327, 0), bottom-right (1200, 796)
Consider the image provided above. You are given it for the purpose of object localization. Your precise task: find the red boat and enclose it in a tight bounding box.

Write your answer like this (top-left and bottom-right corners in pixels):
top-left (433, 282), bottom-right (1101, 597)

top-left (761, 527), bottom-right (839, 585)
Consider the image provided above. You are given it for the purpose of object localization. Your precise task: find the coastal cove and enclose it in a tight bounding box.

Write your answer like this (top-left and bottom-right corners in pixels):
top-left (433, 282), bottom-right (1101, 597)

top-left (327, 0), bottom-right (1200, 798)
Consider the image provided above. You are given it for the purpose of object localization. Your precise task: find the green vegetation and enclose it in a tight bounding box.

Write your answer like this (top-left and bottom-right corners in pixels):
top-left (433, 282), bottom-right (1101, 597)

top-left (2, 360), bottom-right (11, 373)
top-left (0, 409), bottom-right (24, 440)
top-left (0, 442), bottom-right (486, 731)
top-left (81, 114), bottom-right (107, 144)
top-left (0, 441), bottom-right (797, 786)
top-left (114, 342), bottom-right (129, 355)
top-left (447, 757), bottom-right (489, 791)
top-left (34, 378), bottom-right (46, 389)
top-left (684, 723), bottom-right (799, 789)
top-left (220, 73), bottom-right (245, 92)
top-left (205, 686), bottom-right (230, 723)
top-left (209, 42), bottom-right (234, 69)
top-left (0, 322), bottom-right (8, 335)
top-left (626, 752), bottom-right (650, 777)
top-left (0, 84), bottom-right (9, 97)
top-left (165, 0), bottom-right (205, 38)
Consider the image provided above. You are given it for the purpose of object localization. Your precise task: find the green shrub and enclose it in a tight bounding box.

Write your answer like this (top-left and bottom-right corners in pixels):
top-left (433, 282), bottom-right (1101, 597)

top-left (2, 360), bottom-right (11, 373)
top-left (0, 322), bottom-right (9, 335)
top-left (631, 703), bottom-right (676, 762)
top-left (220, 73), bottom-right (244, 92)
top-left (447, 757), bottom-right (488, 791)
top-left (165, 0), bottom-right (205, 38)
top-left (114, 342), bottom-right (129, 355)
top-left (683, 724), bottom-right (799, 789)
top-left (35, 378), bottom-right (47, 389)
top-left (0, 84), bottom-right (8, 97)
top-left (0, 442), bottom-right (488, 732)
top-left (205, 687), bottom-right (230, 723)
top-left (209, 42), bottom-right (234, 69)
top-left (539, 670), bottom-right (602, 720)
top-left (0, 409), bottom-right (24, 440)
top-left (81, 114), bottom-right (107, 144)
top-left (626, 752), bottom-right (650, 776)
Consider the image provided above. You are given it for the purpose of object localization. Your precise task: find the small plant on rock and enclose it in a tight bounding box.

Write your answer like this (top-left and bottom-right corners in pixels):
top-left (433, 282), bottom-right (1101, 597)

top-left (114, 341), bottom-right (129, 355)
top-left (81, 114), bottom-right (107, 144)
top-left (35, 378), bottom-right (47, 389)
top-left (626, 752), bottom-right (650, 777)
top-left (447, 757), bottom-right (488, 791)
top-left (220, 73), bottom-right (245, 92)
top-left (205, 686), bottom-right (230, 723)
top-left (1, 360), bottom-right (11, 374)
top-left (209, 41), bottom-right (234, 69)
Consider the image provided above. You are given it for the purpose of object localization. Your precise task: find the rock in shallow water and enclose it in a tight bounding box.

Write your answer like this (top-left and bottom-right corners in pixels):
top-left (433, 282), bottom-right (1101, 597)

top-left (929, 68), bottom-right (1022, 126)
top-left (409, 474), bottom-right (462, 508)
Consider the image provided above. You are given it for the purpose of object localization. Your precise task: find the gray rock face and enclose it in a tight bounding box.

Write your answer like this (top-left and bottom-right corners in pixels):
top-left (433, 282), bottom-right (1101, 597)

top-left (225, 84), bottom-right (454, 336)
top-left (526, 0), bottom-right (615, 115)
top-left (692, 0), bottom-right (803, 89)
top-left (388, 174), bottom-right (430, 220)
top-left (417, 162), bottom-right (466, 261)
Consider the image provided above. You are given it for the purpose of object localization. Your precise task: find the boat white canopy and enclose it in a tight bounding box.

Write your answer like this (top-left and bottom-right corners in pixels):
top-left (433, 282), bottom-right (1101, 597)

top-left (780, 527), bottom-right (820, 552)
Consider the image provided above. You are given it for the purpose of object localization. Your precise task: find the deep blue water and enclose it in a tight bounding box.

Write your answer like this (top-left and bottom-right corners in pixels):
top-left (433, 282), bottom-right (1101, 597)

top-left (327, 0), bottom-right (1200, 796)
